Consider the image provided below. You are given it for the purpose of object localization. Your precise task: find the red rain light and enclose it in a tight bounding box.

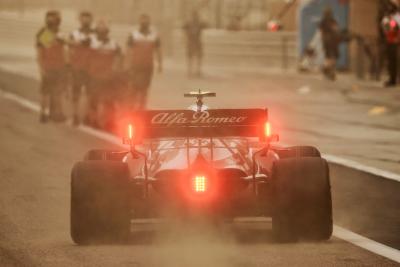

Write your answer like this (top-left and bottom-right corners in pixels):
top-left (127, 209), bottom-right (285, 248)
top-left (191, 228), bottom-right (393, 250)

top-left (265, 122), bottom-right (272, 138)
top-left (128, 124), bottom-right (134, 139)
top-left (193, 175), bottom-right (206, 193)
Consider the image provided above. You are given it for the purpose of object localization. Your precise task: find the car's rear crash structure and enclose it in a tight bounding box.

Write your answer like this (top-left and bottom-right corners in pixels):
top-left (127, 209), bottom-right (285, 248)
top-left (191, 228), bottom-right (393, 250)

top-left (70, 91), bottom-right (332, 244)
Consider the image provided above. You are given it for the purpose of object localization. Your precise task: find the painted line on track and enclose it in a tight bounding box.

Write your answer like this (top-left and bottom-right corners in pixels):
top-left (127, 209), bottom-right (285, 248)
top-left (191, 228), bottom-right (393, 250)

top-left (322, 154), bottom-right (400, 183)
top-left (1, 88), bottom-right (400, 264)
top-left (0, 89), bottom-right (125, 147)
top-left (279, 140), bottom-right (400, 183)
top-left (333, 226), bottom-right (400, 263)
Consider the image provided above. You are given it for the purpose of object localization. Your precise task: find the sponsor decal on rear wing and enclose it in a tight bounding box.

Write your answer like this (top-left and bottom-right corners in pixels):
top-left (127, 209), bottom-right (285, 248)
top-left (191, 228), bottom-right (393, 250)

top-left (130, 109), bottom-right (268, 139)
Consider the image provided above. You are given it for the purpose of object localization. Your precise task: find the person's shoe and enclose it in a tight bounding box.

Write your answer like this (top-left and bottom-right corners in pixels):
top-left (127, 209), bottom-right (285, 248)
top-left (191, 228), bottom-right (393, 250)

top-left (83, 116), bottom-right (91, 126)
top-left (328, 71), bottom-right (336, 81)
top-left (91, 121), bottom-right (101, 129)
top-left (50, 113), bottom-right (67, 123)
top-left (384, 80), bottom-right (396, 87)
top-left (39, 113), bottom-right (48, 123)
top-left (321, 66), bottom-right (329, 78)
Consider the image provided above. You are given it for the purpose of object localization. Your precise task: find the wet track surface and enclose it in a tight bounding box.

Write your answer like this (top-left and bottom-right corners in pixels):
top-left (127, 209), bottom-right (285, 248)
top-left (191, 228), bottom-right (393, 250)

top-left (331, 163), bottom-right (400, 250)
top-left (0, 87), bottom-right (399, 266)
top-left (1, 8), bottom-right (400, 265)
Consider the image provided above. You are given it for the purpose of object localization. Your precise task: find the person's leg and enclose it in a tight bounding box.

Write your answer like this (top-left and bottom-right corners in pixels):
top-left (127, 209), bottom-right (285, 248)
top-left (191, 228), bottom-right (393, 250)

top-left (322, 57), bottom-right (330, 78)
top-left (128, 70), bottom-right (140, 111)
top-left (50, 70), bottom-right (67, 122)
top-left (85, 79), bottom-right (99, 127)
top-left (49, 89), bottom-right (56, 119)
top-left (101, 79), bottom-right (117, 131)
top-left (377, 42), bottom-right (386, 81)
top-left (196, 54), bottom-right (203, 77)
top-left (95, 82), bottom-right (106, 130)
top-left (393, 44), bottom-right (398, 84)
top-left (83, 77), bottom-right (92, 125)
top-left (322, 42), bottom-right (335, 79)
top-left (187, 49), bottom-right (193, 77)
top-left (323, 53), bottom-right (335, 80)
top-left (196, 44), bottom-right (203, 77)
top-left (140, 69), bottom-right (153, 110)
top-left (90, 92), bottom-right (99, 128)
top-left (329, 58), bottom-right (337, 80)
top-left (71, 70), bottom-right (83, 125)
top-left (112, 73), bottom-right (126, 122)
top-left (47, 71), bottom-right (57, 120)
top-left (386, 44), bottom-right (397, 86)
top-left (135, 82), bottom-right (146, 111)
top-left (133, 69), bottom-right (153, 110)
top-left (40, 93), bottom-right (50, 123)
top-left (39, 74), bottom-right (50, 122)
top-left (139, 88), bottom-right (148, 110)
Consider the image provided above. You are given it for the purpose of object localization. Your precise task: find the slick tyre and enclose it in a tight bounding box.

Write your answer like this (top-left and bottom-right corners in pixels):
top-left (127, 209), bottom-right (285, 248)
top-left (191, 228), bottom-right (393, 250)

top-left (71, 161), bottom-right (130, 245)
top-left (84, 149), bottom-right (126, 161)
top-left (277, 146), bottom-right (321, 159)
top-left (272, 157), bottom-right (332, 242)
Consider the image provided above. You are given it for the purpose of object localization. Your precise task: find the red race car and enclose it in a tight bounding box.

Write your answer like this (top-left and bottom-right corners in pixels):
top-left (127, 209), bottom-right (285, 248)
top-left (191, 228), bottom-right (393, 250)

top-left (70, 91), bottom-right (332, 244)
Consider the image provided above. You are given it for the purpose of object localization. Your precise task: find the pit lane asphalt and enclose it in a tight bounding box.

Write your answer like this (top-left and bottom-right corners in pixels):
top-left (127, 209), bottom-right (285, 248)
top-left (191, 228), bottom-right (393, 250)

top-left (0, 77), bottom-right (399, 266)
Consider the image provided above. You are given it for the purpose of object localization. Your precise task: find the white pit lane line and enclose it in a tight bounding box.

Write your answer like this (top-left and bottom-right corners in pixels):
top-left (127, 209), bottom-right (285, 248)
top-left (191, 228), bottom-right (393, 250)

top-left (277, 144), bottom-right (400, 183)
top-left (1, 88), bottom-right (400, 263)
top-left (334, 225), bottom-right (400, 263)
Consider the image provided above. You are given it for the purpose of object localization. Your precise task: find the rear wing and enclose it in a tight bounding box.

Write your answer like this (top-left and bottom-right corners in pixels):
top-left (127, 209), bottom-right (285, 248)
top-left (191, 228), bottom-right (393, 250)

top-left (129, 109), bottom-right (268, 140)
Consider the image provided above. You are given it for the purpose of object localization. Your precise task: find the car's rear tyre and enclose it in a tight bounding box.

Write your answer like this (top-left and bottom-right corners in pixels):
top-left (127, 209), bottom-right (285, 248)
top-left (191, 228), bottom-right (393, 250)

top-left (277, 146), bottom-right (321, 159)
top-left (84, 149), bottom-right (126, 161)
top-left (272, 157), bottom-right (332, 242)
top-left (71, 161), bottom-right (131, 245)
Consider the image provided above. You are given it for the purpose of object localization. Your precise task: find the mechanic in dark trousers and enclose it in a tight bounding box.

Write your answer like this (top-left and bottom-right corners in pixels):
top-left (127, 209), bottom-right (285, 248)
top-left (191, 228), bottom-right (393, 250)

top-left (36, 10), bottom-right (67, 123)
top-left (183, 11), bottom-right (207, 77)
top-left (381, 4), bottom-right (400, 87)
top-left (126, 14), bottom-right (162, 110)
top-left (68, 11), bottom-right (94, 126)
top-left (319, 7), bottom-right (340, 81)
top-left (87, 21), bottom-right (121, 129)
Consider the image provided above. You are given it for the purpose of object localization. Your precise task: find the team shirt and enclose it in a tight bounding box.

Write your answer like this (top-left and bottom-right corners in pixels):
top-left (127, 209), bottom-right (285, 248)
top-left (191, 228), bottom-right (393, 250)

top-left (382, 13), bottom-right (400, 44)
top-left (127, 28), bottom-right (160, 69)
top-left (183, 21), bottom-right (206, 46)
top-left (36, 27), bottom-right (66, 71)
top-left (69, 28), bottom-right (94, 71)
top-left (88, 35), bottom-right (120, 79)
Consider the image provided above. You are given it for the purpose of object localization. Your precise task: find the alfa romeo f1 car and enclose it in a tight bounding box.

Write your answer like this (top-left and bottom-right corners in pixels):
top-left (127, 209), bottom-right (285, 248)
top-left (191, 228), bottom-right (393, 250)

top-left (70, 91), bottom-right (332, 244)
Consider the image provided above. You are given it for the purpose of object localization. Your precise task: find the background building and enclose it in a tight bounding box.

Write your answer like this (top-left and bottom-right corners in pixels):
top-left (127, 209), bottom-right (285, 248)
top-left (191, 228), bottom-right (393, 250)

top-left (0, 0), bottom-right (385, 76)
